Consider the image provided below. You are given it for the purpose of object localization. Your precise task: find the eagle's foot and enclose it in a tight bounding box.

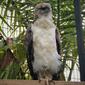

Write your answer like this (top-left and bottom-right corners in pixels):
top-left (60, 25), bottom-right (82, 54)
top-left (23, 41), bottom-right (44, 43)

top-left (39, 79), bottom-right (50, 85)
top-left (49, 80), bottom-right (55, 85)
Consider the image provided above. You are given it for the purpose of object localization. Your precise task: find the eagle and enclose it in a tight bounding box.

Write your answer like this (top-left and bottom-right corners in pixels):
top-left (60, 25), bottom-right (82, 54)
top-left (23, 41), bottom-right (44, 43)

top-left (24, 2), bottom-right (62, 84)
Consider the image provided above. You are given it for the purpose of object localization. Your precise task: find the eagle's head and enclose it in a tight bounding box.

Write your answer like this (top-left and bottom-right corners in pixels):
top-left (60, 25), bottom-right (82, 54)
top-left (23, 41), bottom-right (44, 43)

top-left (35, 3), bottom-right (52, 18)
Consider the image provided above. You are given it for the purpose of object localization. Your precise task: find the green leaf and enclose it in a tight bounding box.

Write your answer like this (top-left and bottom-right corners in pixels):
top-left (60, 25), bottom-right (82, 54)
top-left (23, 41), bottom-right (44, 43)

top-left (0, 26), bottom-right (7, 37)
top-left (0, 61), bottom-right (20, 79)
top-left (0, 15), bottom-right (13, 30)
top-left (14, 43), bottom-right (26, 63)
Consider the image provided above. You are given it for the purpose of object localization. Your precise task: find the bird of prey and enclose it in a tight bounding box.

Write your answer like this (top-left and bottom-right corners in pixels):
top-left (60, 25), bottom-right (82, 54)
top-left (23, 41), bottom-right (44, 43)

top-left (24, 2), bottom-right (62, 84)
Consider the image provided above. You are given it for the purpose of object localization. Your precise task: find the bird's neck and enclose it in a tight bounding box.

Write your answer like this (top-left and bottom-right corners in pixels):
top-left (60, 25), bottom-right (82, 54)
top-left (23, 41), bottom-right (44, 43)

top-left (34, 16), bottom-right (55, 30)
top-left (37, 12), bottom-right (53, 21)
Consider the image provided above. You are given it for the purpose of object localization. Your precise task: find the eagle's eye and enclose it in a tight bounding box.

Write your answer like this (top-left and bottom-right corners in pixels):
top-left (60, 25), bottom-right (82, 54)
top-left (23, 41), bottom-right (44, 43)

top-left (39, 6), bottom-right (50, 14)
top-left (40, 6), bottom-right (48, 10)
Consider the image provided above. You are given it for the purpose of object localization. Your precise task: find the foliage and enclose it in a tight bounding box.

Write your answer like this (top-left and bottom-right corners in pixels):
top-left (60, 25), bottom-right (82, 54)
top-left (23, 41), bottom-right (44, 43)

top-left (0, 0), bottom-right (85, 81)
top-left (0, 61), bottom-right (20, 79)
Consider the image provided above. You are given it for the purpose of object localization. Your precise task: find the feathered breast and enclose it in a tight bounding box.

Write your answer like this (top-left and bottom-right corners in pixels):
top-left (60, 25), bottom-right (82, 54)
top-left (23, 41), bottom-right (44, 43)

top-left (31, 18), bottom-right (61, 74)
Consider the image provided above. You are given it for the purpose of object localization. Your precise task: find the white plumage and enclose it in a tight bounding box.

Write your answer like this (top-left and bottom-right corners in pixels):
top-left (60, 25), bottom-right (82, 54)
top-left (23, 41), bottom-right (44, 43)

top-left (31, 17), bottom-right (61, 74)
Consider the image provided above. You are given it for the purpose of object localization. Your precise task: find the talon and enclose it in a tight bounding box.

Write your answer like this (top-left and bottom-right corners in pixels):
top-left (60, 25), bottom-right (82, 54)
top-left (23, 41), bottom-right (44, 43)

top-left (39, 79), bottom-right (41, 83)
top-left (38, 79), bottom-right (50, 85)
top-left (49, 80), bottom-right (55, 85)
top-left (45, 79), bottom-right (49, 85)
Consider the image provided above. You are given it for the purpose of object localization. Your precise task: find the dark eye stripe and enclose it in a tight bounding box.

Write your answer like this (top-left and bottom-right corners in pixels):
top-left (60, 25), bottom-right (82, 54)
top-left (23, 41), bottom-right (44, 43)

top-left (39, 7), bottom-right (49, 10)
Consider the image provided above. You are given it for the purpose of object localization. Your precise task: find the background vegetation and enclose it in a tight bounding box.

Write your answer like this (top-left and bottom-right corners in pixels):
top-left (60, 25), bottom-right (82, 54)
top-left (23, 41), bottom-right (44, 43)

top-left (0, 0), bottom-right (85, 81)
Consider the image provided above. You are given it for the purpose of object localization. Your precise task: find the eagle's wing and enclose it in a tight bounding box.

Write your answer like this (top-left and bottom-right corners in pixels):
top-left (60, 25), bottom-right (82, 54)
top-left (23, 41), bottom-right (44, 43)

top-left (24, 27), bottom-right (38, 80)
top-left (52, 28), bottom-right (61, 80)
top-left (55, 28), bottom-right (61, 55)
